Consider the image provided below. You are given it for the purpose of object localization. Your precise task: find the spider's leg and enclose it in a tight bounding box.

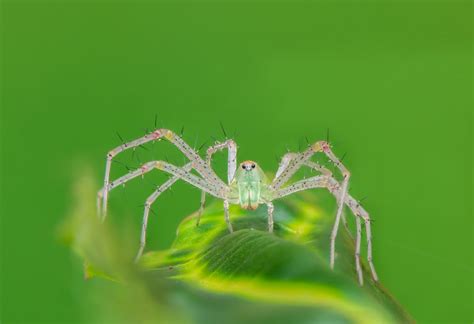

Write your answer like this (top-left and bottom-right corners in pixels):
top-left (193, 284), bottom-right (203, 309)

top-left (312, 142), bottom-right (352, 270)
top-left (273, 144), bottom-right (362, 277)
top-left (349, 203), bottom-right (378, 282)
top-left (271, 146), bottom-right (337, 231)
top-left (275, 153), bottom-right (331, 180)
top-left (100, 129), bottom-right (227, 220)
top-left (274, 153), bottom-right (297, 179)
top-left (329, 174), bottom-right (349, 269)
top-left (206, 139), bottom-right (237, 184)
top-left (271, 149), bottom-right (316, 189)
top-left (304, 160), bottom-right (332, 177)
top-left (97, 190), bottom-right (104, 218)
top-left (347, 198), bottom-right (379, 282)
top-left (224, 200), bottom-right (233, 233)
top-left (272, 141), bottom-right (337, 190)
top-left (267, 202), bottom-right (274, 233)
top-left (99, 160), bottom-right (226, 260)
top-left (100, 160), bottom-right (224, 210)
top-left (155, 161), bottom-right (224, 197)
top-left (197, 139), bottom-right (237, 226)
top-left (98, 160), bottom-right (162, 214)
top-left (355, 215), bottom-right (363, 285)
top-left (292, 158), bottom-right (353, 237)
top-left (196, 191), bottom-right (206, 227)
top-left (272, 141), bottom-right (347, 186)
top-left (273, 142), bottom-right (351, 270)
top-left (364, 216), bottom-right (378, 281)
top-left (307, 161), bottom-right (354, 252)
top-left (341, 210), bottom-right (353, 239)
top-left (273, 153), bottom-right (354, 239)
top-left (275, 152), bottom-right (352, 229)
top-left (135, 163), bottom-right (193, 262)
top-left (274, 175), bottom-right (329, 199)
top-left (328, 178), bottom-right (378, 282)
top-left (275, 176), bottom-right (378, 283)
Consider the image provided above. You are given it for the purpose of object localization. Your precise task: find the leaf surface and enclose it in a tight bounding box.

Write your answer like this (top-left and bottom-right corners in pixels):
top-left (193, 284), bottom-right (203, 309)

top-left (62, 175), bottom-right (413, 324)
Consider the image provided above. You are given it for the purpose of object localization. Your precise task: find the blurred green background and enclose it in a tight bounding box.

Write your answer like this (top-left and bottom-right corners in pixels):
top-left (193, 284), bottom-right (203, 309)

top-left (1, 0), bottom-right (472, 323)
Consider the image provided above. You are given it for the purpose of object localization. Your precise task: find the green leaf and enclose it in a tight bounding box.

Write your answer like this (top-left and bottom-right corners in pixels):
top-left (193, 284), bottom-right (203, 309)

top-left (61, 172), bottom-right (413, 324)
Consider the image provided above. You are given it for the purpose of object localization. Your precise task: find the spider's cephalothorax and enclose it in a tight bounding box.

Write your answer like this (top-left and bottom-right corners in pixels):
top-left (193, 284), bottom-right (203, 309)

top-left (98, 128), bottom-right (379, 285)
top-left (231, 161), bottom-right (271, 210)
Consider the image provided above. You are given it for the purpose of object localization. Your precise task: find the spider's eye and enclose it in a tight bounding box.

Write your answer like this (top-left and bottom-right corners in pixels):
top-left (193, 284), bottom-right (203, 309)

top-left (242, 165), bottom-right (246, 169)
top-left (251, 164), bottom-right (256, 169)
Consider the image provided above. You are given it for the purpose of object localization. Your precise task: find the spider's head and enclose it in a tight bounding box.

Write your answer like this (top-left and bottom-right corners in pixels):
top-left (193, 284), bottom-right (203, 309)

top-left (240, 160), bottom-right (257, 172)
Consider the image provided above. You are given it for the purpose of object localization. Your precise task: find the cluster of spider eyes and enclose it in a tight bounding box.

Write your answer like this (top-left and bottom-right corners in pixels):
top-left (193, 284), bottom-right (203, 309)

top-left (242, 164), bottom-right (256, 169)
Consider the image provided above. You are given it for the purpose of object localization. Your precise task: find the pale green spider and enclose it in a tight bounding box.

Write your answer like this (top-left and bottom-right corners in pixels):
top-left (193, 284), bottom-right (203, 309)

top-left (97, 128), bottom-right (378, 285)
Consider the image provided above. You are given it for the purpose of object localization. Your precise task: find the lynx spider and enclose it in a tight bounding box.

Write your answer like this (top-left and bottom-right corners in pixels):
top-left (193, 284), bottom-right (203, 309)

top-left (97, 128), bottom-right (378, 285)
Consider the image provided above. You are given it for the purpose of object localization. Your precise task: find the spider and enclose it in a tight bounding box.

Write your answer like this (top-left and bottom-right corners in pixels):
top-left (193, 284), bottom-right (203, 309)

top-left (97, 128), bottom-right (378, 285)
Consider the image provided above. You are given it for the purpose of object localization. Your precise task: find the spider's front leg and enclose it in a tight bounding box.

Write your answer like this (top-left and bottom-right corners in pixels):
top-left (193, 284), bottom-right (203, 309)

top-left (273, 153), bottom-right (352, 237)
top-left (197, 139), bottom-right (237, 226)
top-left (98, 159), bottom-right (224, 262)
top-left (135, 162), bottom-right (193, 261)
top-left (275, 175), bottom-right (378, 285)
top-left (99, 128), bottom-right (227, 221)
top-left (267, 202), bottom-right (274, 233)
top-left (223, 200), bottom-right (233, 232)
top-left (272, 141), bottom-right (351, 270)
top-left (327, 180), bottom-right (379, 283)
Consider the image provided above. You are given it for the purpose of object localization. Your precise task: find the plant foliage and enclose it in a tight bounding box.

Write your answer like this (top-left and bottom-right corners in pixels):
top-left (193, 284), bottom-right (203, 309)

top-left (60, 173), bottom-right (413, 324)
